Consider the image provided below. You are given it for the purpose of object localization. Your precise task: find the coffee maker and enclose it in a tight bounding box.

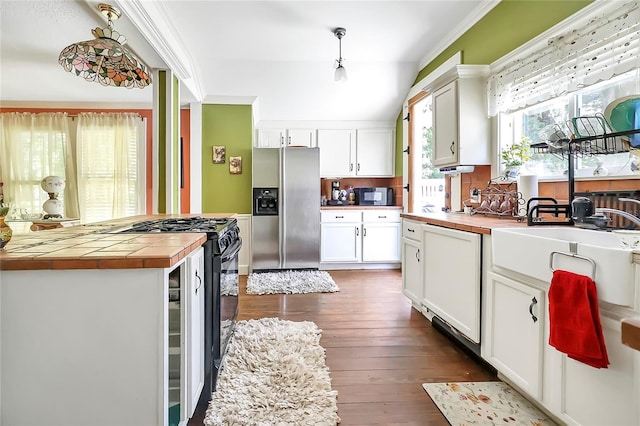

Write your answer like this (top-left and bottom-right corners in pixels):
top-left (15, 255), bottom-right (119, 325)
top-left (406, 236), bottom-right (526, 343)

top-left (331, 181), bottom-right (340, 201)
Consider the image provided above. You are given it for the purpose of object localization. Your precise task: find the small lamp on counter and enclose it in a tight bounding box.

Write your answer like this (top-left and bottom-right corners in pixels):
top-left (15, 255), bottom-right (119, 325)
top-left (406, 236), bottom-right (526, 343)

top-left (41, 176), bottom-right (65, 219)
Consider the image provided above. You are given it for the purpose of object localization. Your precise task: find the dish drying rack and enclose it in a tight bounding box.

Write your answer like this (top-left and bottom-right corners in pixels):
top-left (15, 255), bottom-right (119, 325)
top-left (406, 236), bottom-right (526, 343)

top-left (467, 177), bottom-right (521, 219)
top-left (530, 113), bottom-right (640, 207)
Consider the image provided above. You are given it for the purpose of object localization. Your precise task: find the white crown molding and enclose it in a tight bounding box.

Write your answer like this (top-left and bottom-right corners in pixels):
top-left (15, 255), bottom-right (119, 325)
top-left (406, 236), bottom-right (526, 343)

top-left (115, 0), bottom-right (204, 102)
top-left (202, 96), bottom-right (258, 106)
top-left (255, 120), bottom-right (397, 129)
top-left (405, 52), bottom-right (461, 103)
top-left (418, 0), bottom-right (501, 70)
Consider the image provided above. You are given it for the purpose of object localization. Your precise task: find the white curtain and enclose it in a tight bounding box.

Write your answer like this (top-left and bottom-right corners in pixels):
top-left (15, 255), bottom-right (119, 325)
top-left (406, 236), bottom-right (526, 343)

top-left (76, 112), bottom-right (142, 223)
top-left (0, 112), bottom-right (79, 218)
top-left (488, 1), bottom-right (640, 115)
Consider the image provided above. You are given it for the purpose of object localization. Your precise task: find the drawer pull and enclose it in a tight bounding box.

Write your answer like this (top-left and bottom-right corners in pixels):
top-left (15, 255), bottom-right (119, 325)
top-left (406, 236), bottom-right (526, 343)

top-left (407, 228), bottom-right (415, 232)
top-left (336, 215), bottom-right (344, 219)
top-left (528, 297), bottom-right (538, 323)
top-left (378, 215), bottom-right (387, 219)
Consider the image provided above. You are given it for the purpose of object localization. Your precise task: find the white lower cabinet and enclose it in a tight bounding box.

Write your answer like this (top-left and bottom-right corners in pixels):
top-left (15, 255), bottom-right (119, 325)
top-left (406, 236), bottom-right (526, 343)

top-left (401, 219), bottom-right (423, 307)
top-left (545, 315), bottom-right (640, 426)
top-left (422, 224), bottom-right (481, 343)
top-left (185, 247), bottom-right (205, 418)
top-left (362, 211), bottom-right (401, 262)
top-left (321, 209), bottom-right (400, 268)
top-left (485, 268), bottom-right (640, 426)
top-left (485, 271), bottom-right (544, 399)
top-left (321, 221), bottom-right (361, 262)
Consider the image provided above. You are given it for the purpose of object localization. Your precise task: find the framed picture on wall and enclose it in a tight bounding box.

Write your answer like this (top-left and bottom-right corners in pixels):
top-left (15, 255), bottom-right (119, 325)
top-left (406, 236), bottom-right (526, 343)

top-left (229, 156), bottom-right (242, 174)
top-left (212, 146), bottom-right (226, 164)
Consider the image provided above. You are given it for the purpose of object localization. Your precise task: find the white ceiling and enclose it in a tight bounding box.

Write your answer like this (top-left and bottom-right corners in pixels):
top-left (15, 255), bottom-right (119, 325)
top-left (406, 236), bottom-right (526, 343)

top-left (0, 0), bottom-right (498, 122)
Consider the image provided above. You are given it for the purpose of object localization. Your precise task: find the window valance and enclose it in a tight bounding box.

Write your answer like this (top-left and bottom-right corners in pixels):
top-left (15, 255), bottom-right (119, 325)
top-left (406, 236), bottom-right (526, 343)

top-left (488, 1), bottom-right (640, 115)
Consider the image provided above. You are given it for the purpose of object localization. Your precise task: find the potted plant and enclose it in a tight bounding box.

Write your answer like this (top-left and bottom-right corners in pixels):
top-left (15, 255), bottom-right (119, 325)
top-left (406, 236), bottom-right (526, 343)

top-left (501, 136), bottom-right (532, 178)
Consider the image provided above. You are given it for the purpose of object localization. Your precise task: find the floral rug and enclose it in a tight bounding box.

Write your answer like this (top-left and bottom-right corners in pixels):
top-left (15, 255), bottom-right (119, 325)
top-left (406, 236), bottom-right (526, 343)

top-left (204, 318), bottom-right (340, 426)
top-left (422, 381), bottom-right (556, 425)
top-left (246, 270), bottom-right (339, 295)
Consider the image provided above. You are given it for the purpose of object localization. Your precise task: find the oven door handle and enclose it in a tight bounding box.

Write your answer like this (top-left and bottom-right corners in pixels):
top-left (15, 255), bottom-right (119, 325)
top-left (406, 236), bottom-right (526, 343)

top-left (220, 238), bottom-right (242, 263)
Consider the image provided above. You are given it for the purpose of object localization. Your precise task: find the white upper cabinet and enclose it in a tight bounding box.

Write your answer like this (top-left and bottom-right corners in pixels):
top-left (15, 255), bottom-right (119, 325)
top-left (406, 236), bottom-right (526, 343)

top-left (430, 65), bottom-right (490, 168)
top-left (356, 129), bottom-right (395, 177)
top-left (256, 129), bottom-right (284, 148)
top-left (256, 128), bottom-right (316, 148)
top-left (317, 128), bottom-right (395, 178)
top-left (317, 129), bottom-right (356, 177)
top-left (286, 129), bottom-right (315, 147)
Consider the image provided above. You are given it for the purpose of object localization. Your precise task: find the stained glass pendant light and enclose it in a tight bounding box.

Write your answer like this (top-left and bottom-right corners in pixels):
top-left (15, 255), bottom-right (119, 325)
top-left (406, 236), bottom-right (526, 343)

top-left (58, 3), bottom-right (151, 88)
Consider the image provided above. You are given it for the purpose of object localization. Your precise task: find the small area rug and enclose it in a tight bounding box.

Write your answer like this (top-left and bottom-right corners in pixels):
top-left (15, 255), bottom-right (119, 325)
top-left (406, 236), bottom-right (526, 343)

top-left (422, 381), bottom-right (555, 425)
top-left (204, 317), bottom-right (340, 426)
top-left (246, 270), bottom-right (339, 295)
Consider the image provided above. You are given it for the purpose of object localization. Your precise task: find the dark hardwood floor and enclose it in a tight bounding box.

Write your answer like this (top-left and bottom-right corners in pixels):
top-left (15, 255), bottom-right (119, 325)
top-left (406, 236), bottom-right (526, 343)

top-left (190, 269), bottom-right (497, 425)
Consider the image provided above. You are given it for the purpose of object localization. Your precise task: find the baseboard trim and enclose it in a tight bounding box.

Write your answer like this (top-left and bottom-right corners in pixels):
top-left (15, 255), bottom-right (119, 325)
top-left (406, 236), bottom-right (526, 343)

top-left (320, 262), bottom-right (401, 271)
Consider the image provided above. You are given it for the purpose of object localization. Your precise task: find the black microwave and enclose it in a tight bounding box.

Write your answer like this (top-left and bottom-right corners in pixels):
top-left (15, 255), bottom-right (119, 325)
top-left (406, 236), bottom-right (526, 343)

top-left (355, 187), bottom-right (394, 206)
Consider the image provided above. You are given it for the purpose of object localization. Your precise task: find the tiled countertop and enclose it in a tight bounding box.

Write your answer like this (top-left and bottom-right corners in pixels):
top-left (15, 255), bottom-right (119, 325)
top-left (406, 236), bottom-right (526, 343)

top-left (0, 214), bottom-right (234, 271)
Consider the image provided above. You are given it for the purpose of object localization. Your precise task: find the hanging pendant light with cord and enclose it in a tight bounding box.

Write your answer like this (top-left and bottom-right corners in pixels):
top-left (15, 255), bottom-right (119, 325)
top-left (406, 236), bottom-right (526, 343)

top-left (333, 27), bottom-right (347, 82)
top-left (58, 3), bottom-right (151, 88)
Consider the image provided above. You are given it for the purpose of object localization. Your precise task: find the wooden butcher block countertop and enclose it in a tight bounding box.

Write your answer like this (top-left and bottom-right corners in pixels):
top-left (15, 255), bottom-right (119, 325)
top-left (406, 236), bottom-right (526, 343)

top-left (0, 214), bottom-right (235, 271)
top-left (401, 212), bottom-right (529, 235)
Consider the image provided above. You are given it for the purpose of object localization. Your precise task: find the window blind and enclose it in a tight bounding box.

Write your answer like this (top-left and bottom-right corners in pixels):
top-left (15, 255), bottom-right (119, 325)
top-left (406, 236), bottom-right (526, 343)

top-left (488, 1), bottom-right (640, 115)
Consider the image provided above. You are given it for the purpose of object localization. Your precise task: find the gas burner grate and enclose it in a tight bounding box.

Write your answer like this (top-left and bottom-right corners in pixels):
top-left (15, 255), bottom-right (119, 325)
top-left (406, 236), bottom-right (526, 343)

top-left (120, 216), bottom-right (236, 233)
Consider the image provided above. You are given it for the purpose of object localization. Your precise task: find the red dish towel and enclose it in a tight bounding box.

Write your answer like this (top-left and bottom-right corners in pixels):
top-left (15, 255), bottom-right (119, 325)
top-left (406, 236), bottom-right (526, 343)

top-left (548, 269), bottom-right (609, 368)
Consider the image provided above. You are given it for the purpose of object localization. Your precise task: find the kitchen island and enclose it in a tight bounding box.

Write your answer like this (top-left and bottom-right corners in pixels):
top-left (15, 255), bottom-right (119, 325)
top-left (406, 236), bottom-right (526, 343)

top-left (0, 214), bottom-right (233, 426)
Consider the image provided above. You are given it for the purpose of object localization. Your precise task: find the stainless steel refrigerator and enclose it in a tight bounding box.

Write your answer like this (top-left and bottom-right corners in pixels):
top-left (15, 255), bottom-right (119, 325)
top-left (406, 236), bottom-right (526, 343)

top-left (251, 147), bottom-right (320, 271)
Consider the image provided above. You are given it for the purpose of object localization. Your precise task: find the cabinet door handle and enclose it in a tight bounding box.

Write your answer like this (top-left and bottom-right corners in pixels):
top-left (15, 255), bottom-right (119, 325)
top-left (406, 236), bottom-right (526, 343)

top-left (357, 163), bottom-right (361, 172)
top-left (288, 136), bottom-right (291, 145)
top-left (363, 227), bottom-right (367, 237)
top-left (528, 296), bottom-right (538, 323)
top-left (416, 248), bottom-right (420, 262)
top-left (350, 163), bottom-right (353, 172)
top-left (449, 141), bottom-right (455, 155)
top-left (355, 227), bottom-right (359, 236)
top-left (195, 270), bottom-right (202, 294)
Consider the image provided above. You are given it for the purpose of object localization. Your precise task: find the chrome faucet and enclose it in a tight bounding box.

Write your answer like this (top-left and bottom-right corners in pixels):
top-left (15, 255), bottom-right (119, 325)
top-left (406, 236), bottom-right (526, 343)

top-left (592, 207), bottom-right (640, 229)
top-left (619, 197), bottom-right (640, 208)
top-left (572, 197), bottom-right (640, 229)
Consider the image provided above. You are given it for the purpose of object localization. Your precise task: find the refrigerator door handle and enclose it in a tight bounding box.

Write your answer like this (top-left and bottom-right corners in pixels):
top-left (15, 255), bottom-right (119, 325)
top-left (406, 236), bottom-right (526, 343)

top-left (279, 148), bottom-right (285, 268)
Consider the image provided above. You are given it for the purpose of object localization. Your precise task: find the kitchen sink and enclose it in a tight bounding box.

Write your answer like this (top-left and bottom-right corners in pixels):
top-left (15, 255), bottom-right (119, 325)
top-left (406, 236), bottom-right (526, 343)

top-left (492, 226), bottom-right (636, 307)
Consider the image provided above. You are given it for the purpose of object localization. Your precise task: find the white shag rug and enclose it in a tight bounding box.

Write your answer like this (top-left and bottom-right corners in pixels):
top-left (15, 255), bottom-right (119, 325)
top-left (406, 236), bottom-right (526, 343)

top-left (246, 270), bottom-right (339, 295)
top-left (204, 318), bottom-right (340, 426)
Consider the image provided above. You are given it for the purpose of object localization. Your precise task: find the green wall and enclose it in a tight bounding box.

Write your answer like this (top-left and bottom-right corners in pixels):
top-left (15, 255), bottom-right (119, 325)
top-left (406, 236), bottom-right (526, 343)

top-left (173, 76), bottom-right (179, 213)
top-left (201, 104), bottom-right (253, 214)
top-left (158, 71), bottom-right (167, 212)
top-left (394, 0), bottom-right (593, 175)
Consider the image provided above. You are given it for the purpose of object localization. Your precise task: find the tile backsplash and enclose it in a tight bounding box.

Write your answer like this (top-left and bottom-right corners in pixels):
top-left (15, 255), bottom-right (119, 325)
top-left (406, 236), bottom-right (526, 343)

top-left (320, 177), bottom-right (402, 206)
